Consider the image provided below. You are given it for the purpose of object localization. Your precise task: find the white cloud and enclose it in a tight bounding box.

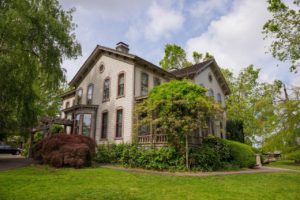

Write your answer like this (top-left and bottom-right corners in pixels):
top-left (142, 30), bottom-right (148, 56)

top-left (187, 0), bottom-right (272, 73)
top-left (189, 0), bottom-right (230, 21)
top-left (126, 1), bottom-right (184, 41)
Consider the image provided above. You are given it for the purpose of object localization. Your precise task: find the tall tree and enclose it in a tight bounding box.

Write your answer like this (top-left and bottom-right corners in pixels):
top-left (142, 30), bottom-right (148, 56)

top-left (222, 66), bottom-right (282, 144)
top-left (263, 0), bottom-right (300, 72)
top-left (159, 44), bottom-right (189, 71)
top-left (0, 0), bottom-right (81, 140)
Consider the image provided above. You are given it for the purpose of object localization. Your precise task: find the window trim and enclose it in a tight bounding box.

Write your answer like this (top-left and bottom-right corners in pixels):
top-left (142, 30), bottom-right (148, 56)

top-left (140, 72), bottom-right (149, 96)
top-left (100, 111), bottom-right (109, 140)
top-left (86, 83), bottom-right (94, 105)
top-left (103, 77), bottom-right (111, 102)
top-left (117, 71), bottom-right (126, 98)
top-left (115, 108), bottom-right (124, 139)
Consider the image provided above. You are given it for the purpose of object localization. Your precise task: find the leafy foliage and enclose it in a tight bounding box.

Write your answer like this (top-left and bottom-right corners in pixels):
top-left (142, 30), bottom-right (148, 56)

top-left (135, 80), bottom-right (222, 155)
top-left (159, 44), bottom-right (189, 70)
top-left (226, 120), bottom-right (245, 143)
top-left (95, 144), bottom-right (185, 170)
top-left (33, 134), bottom-right (96, 168)
top-left (190, 136), bottom-right (231, 171)
top-left (224, 140), bottom-right (256, 168)
top-left (222, 66), bottom-right (282, 144)
top-left (263, 0), bottom-right (300, 72)
top-left (0, 0), bottom-right (81, 140)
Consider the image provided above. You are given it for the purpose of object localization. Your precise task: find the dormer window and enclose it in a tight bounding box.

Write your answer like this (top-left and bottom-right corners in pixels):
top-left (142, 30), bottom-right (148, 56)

top-left (87, 84), bottom-right (93, 104)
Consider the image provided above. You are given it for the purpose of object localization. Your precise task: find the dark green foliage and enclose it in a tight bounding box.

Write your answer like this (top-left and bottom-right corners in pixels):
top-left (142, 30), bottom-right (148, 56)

top-left (226, 120), bottom-right (244, 143)
top-left (0, 0), bottom-right (81, 140)
top-left (224, 140), bottom-right (256, 168)
top-left (190, 136), bottom-right (231, 171)
top-left (95, 144), bottom-right (185, 170)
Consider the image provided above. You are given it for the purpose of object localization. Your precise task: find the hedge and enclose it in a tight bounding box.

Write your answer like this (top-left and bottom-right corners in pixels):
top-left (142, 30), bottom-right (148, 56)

top-left (224, 139), bottom-right (256, 168)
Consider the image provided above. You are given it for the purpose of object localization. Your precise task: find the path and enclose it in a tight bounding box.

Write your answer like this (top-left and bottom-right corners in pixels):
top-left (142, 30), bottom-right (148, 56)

top-left (102, 165), bottom-right (299, 177)
top-left (0, 155), bottom-right (32, 171)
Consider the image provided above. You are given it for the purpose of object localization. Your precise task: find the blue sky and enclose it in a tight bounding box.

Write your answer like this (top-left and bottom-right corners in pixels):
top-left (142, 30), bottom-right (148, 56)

top-left (60, 0), bottom-right (299, 86)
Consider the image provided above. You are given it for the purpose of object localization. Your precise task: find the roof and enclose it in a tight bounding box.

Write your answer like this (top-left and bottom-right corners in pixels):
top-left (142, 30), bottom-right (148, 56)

top-left (171, 59), bottom-right (213, 77)
top-left (60, 89), bottom-right (76, 99)
top-left (171, 59), bottom-right (231, 95)
top-left (69, 45), bottom-right (176, 86)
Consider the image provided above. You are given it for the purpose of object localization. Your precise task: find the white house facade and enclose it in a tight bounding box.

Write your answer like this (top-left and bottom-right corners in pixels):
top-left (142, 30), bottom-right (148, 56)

top-left (61, 42), bottom-right (230, 146)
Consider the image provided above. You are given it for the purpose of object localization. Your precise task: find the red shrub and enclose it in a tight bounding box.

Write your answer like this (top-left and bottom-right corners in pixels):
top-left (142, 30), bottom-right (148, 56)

top-left (32, 134), bottom-right (96, 168)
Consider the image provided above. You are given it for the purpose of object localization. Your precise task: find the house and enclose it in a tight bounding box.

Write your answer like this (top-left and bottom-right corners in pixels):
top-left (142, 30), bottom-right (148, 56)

top-left (61, 42), bottom-right (230, 146)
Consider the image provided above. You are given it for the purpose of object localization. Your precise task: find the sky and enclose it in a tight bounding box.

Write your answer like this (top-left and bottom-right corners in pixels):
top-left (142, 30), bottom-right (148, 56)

top-left (59, 0), bottom-right (299, 86)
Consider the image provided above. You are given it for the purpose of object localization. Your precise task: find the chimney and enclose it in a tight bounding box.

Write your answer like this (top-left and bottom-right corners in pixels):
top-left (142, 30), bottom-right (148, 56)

top-left (116, 42), bottom-right (129, 54)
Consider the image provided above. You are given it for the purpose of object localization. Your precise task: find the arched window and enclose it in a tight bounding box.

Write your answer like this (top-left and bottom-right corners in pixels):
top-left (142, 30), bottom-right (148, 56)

top-left (208, 88), bottom-right (214, 97)
top-left (103, 78), bottom-right (110, 102)
top-left (217, 93), bottom-right (222, 104)
top-left (87, 84), bottom-right (93, 104)
top-left (76, 88), bottom-right (83, 104)
top-left (117, 73), bottom-right (125, 97)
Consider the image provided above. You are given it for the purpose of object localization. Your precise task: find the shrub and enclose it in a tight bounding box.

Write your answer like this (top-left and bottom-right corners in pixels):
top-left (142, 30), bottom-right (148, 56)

top-left (285, 149), bottom-right (300, 163)
top-left (95, 144), bottom-right (185, 170)
top-left (224, 139), bottom-right (256, 168)
top-left (32, 134), bottom-right (96, 168)
top-left (189, 136), bottom-right (230, 171)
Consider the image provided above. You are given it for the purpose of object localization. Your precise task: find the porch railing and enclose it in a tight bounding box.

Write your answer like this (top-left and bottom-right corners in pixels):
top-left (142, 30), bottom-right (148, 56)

top-left (138, 134), bottom-right (168, 144)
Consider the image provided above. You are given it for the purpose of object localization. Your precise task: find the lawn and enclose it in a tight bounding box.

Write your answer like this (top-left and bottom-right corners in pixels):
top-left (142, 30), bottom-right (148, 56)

top-left (267, 160), bottom-right (300, 171)
top-left (0, 166), bottom-right (300, 200)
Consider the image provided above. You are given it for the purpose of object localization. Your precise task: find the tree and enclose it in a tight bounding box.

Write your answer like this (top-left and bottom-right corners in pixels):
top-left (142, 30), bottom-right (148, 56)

top-left (159, 44), bottom-right (189, 71)
top-left (135, 80), bottom-right (223, 168)
top-left (263, 0), bottom-right (300, 72)
top-left (222, 66), bottom-right (282, 144)
top-left (192, 51), bottom-right (214, 64)
top-left (263, 86), bottom-right (300, 163)
top-left (0, 0), bottom-right (81, 140)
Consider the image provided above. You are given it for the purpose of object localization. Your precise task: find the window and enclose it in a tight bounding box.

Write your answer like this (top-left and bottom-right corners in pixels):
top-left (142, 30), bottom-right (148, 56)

top-left (141, 72), bottom-right (149, 96)
top-left (103, 78), bottom-right (110, 101)
top-left (65, 102), bottom-right (70, 108)
top-left (116, 109), bottom-right (123, 138)
top-left (154, 77), bottom-right (161, 87)
top-left (208, 73), bottom-right (213, 82)
top-left (208, 88), bottom-right (214, 97)
top-left (75, 114), bottom-right (80, 134)
top-left (99, 63), bottom-right (105, 73)
top-left (76, 88), bottom-right (83, 104)
top-left (101, 112), bottom-right (108, 139)
top-left (117, 73), bottom-right (125, 97)
top-left (82, 114), bottom-right (92, 136)
top-left (138, 112), bottom-right (150, 135)
top-left (217, 93), bottom-right (222, 104)
top-left (87, 84), bottom-right (93, 104)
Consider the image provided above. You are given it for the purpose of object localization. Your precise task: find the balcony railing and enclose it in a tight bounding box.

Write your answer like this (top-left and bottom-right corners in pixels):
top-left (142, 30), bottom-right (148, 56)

top-left (138, 134), bottom-right (168, 144)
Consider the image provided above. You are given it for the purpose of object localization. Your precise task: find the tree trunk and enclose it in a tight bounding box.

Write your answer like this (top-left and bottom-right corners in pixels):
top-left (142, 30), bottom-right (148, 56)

top-left (185, 135), bottom-right (189, 170)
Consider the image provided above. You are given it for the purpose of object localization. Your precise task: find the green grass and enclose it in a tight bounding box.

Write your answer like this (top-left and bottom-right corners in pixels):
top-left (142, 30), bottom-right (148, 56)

top-left (267, 160), bottom-right (300, 171)
top-left (0, 166), bottom-right (300, 200)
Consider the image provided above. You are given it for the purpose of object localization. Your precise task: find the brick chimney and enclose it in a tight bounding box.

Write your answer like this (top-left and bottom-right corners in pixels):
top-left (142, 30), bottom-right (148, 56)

top-left (116, 42), bottom-right (129, 54)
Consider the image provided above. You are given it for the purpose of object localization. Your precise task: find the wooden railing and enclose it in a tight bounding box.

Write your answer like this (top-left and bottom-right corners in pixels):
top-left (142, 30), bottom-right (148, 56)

top-left (138, 134), bottom-right (168, 144)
